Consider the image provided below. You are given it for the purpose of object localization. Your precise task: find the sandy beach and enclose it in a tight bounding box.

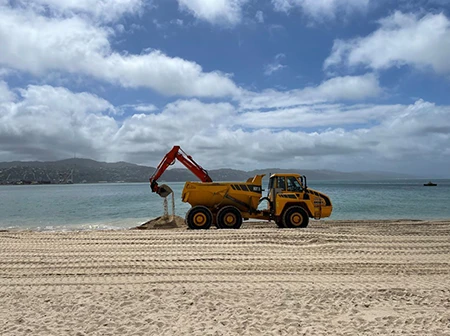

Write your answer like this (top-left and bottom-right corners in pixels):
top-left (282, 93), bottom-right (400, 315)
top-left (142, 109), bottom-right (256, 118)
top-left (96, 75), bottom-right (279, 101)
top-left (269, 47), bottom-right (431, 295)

top-left (1, 219), bottom-right (449, 335)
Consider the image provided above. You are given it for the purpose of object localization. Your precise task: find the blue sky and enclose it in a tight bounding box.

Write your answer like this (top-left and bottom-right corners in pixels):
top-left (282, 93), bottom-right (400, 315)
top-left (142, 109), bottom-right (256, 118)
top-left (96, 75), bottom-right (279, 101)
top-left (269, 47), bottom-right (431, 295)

top-left (0, 0), bottom-right (450, 177)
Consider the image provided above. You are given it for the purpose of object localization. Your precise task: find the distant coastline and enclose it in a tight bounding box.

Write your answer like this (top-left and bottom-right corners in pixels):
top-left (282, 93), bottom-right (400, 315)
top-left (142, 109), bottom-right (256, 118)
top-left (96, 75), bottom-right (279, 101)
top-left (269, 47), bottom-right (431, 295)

top-left (0, 157), bottom-right (427, 185)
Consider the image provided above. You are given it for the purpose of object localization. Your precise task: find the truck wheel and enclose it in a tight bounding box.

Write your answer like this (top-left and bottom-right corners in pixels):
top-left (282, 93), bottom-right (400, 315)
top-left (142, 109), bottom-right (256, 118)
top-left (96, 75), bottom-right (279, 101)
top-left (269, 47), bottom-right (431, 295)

top-left (217, 206), bottom-right (242, 229)
top-left (282, 206), bottom-right (309, 228)
top-left (185, 206), bottom-right (212, 230)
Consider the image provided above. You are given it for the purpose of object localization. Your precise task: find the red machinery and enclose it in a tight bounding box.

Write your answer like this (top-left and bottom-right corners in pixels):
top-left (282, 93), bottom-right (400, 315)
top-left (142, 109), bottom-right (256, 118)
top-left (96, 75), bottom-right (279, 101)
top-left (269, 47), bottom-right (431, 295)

top-left (149, 146), bottom-right (212, 197)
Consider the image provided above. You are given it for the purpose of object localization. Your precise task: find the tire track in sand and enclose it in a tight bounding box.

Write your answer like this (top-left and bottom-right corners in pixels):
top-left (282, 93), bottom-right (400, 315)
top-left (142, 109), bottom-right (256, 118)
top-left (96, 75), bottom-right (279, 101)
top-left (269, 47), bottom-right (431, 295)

top-left (1, 220), bottom-right (449, 335)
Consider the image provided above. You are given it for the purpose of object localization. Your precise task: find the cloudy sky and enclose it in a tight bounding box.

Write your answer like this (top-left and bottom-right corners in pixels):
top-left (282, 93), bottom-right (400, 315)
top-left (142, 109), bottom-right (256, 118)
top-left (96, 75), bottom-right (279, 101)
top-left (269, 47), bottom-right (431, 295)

top-left (1, 0), bottom-right (449, 177)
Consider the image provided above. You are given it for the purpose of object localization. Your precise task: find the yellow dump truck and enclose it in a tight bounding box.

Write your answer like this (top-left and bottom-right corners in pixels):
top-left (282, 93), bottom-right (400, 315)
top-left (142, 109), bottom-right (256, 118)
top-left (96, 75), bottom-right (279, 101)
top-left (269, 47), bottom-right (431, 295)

top-left (182, 173), bottom-right (332, 229)
top-left (150, 146), bottom-right (332, 230)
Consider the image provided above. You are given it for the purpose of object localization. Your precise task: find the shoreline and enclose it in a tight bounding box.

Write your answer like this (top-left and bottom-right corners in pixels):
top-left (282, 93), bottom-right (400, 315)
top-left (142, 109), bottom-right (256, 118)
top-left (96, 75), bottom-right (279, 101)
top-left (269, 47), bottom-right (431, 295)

top-left (1, 218), bottom-right (450, 233)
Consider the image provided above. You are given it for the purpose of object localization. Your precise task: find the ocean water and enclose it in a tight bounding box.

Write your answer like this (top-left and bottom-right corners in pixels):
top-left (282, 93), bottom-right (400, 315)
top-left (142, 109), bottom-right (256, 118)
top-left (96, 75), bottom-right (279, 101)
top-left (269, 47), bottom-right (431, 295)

top-left (1, 179), bottom-right (449, 231)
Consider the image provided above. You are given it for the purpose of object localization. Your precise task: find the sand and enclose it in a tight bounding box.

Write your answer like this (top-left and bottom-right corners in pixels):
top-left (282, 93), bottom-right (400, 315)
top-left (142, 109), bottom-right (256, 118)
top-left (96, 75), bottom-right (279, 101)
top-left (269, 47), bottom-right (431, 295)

top-left (134, 215), bottom-right (185, 230)
top-left (1, 219), bottom-right (449, 335)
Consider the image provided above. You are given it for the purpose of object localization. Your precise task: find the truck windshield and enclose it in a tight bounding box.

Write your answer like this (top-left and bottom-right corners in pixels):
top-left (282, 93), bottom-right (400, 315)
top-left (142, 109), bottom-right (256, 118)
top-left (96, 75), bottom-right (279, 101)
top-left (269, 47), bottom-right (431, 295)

top-left (277, 177), bottom-right (286, 190)
top-left (286, 176), bottom-right (302, 192)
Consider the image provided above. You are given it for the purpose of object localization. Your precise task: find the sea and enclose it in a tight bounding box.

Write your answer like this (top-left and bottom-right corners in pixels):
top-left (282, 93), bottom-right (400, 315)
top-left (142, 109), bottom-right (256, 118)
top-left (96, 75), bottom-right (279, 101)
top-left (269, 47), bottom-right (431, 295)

top-left (1, 179), bottom-right (449, 231)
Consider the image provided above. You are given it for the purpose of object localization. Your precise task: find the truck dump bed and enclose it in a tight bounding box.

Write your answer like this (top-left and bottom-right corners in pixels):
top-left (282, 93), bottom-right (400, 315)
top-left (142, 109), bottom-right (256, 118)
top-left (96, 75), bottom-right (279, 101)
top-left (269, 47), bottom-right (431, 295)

top-left (181, 175), bottom-right (265, 213)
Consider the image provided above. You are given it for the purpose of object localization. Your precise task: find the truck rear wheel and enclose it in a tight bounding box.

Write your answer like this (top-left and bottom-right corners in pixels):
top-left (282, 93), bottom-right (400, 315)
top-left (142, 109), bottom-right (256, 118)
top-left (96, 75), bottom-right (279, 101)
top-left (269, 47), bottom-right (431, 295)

top-left (283, 206), bottom-right (309, 228)
top-left (217, 206), bottom-right (242, 229)
top-left (185, 206), bottom-right (212, 230)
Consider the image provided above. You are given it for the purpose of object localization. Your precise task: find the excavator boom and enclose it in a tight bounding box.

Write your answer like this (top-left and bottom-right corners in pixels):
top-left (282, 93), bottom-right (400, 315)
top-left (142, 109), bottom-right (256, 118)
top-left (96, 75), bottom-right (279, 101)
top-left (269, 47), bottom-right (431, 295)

top-left (149, 146), bottom-right (212, 197)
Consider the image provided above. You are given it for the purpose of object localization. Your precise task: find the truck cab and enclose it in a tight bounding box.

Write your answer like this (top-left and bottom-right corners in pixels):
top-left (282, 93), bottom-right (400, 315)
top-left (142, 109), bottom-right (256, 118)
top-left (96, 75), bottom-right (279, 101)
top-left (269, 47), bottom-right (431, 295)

top-left (267, 173), bottom-right (332, 228)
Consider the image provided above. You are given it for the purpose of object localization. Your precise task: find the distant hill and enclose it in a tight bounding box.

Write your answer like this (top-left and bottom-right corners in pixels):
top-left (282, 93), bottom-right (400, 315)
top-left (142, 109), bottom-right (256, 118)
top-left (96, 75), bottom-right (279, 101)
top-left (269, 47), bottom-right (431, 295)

top-left (0, 158), bottom-right (416, 184)
top-left (0, 158), bottom-right (152, 184)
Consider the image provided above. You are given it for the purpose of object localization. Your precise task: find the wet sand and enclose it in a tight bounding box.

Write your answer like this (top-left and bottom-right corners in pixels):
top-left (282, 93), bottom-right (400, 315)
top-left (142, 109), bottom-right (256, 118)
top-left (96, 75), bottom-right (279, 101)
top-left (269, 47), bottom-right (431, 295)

top-left (1, 219), bottom-right (449, 335)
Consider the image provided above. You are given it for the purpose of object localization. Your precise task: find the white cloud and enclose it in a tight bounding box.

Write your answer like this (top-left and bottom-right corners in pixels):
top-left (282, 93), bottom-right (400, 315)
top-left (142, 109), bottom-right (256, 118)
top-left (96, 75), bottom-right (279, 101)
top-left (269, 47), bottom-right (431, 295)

top-left (264, 53), bottom-right (287, 76)
top-left (272, 0), bottom-right (370, 21)
top-left (0, 5), bottom-right (239, 97)
top-left (114, 99), bottom-right (236, 162)
top-left (239, 74), bottom-right (382, 110)
top-left (324, 12), bottom-right (450, 74)
top-left (20, 0), bottom-right (145, 22)
top-left (1, 1), bottom-right (448, 177)
top-left (0, 68), bottom-right (12, 77)
top-left (106, 97), bottom-right (450, 172)
top-left (177, 0), bottom-right (248, 26)
top-left (237, 104), bottom-right (401, 129)
top-left (159, 99), bottom-right (450, 173)
top-left (171, 18), bottom-right (185, 26)
top-left (117, 103), bottom-right (159, 115)
top-left (0, 85), bottom-right (117, 161)
top-left (264, 63), bottom-right (285, 76)
top-left (1, 83), bottom-right (449, 175)
top-left (132, 104), bottom-right (159, 112)
top-left (0, 81), bottom-right (16, 103)
top-left (255, 10), bottom-right (264, 23)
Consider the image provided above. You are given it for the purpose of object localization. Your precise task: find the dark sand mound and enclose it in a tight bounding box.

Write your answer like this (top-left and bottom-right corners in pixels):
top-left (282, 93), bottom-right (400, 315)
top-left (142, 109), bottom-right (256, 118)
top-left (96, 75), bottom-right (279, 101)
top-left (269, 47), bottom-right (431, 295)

top-left (134, 215), bottom-right (185, 230)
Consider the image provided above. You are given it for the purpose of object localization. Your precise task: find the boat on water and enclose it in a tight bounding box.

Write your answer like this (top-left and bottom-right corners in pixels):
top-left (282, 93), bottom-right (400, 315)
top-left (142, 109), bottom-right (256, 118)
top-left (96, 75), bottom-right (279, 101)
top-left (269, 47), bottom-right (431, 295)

top-left (424, 181), bottom-right (437, 186)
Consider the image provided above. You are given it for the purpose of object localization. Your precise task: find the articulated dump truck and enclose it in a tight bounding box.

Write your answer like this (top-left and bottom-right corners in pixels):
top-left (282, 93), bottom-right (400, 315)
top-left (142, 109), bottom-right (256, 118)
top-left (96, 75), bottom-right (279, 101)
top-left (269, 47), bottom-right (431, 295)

top-left (150, 146), bottom-right (332, 230)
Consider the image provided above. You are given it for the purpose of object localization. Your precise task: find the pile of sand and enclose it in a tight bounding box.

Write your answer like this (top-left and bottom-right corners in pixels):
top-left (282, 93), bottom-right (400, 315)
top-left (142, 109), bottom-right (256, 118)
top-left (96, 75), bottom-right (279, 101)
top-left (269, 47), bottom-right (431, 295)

top-left (134, 215), bottom-right (185, 230)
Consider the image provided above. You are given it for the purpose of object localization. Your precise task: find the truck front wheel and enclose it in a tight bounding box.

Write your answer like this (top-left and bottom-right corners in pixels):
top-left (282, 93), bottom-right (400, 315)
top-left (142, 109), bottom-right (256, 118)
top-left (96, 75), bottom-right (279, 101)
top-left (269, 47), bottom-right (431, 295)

top-left (217, 206), bottom-right (242, 229)
top-left (282, 206), bottom-right (309, 228)
top-left (185, 206), bottom-right (213, 230)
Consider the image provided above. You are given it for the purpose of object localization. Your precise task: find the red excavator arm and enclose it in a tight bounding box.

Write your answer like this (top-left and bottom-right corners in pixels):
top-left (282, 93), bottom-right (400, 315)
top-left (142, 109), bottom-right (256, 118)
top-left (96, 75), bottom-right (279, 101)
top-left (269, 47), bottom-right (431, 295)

top-left (149, 146), bottom-right (212, 197)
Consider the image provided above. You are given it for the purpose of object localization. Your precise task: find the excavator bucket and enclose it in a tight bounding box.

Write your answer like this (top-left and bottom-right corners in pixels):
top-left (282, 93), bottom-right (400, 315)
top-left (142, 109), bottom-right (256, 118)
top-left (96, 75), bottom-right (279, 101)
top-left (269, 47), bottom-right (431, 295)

top-left (157, 184), bottom-right (173, 198)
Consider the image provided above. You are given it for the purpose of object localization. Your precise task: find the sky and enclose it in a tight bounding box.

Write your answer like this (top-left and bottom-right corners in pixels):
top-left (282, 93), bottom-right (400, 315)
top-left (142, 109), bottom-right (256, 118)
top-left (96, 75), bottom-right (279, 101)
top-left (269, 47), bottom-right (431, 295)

top-left (0, 0), bottom-right (449, 177)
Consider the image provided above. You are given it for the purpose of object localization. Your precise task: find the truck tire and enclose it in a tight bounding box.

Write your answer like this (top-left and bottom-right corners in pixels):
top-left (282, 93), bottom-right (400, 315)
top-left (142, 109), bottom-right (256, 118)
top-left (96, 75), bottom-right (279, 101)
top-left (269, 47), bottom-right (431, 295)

top-left (185, 206), bottom-right (212, 230)
top-left (216, 206), bottom-right (242, 229)
top-left (282, 206), bottom-right (309, 228)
